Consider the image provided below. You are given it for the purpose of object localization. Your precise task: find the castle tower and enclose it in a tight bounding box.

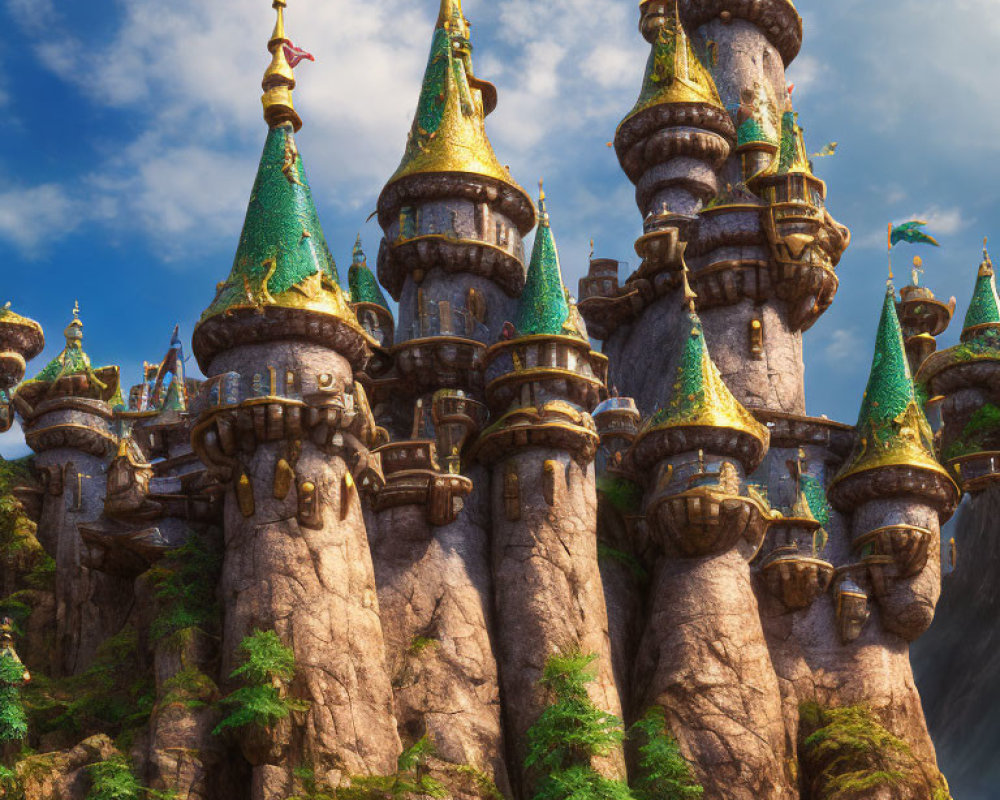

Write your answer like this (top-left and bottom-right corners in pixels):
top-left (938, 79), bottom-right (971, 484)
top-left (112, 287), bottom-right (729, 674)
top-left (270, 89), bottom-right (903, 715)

top-left (189, 3), bottom-right (399, 792)
top-left (12, 305), bottom-right (131, 675)
top-left (625, 281), bottom-right (790, 799)
top-left (476, 186), bottom-right (623, 793)
top-left (596, 0), bottom-right (850, 417)
top-left (376, 0), bottom-right (535, 405)
top-left (0, 304), bottom-right (44, 434)
top-left (816, 285), bottom-right (959, 786)
top-left (895, 257), bottom-right (955, 377)
top-left (918, 246), bottom-right (1000, 490)
top-left (349, 236), bottom-right (394, 350)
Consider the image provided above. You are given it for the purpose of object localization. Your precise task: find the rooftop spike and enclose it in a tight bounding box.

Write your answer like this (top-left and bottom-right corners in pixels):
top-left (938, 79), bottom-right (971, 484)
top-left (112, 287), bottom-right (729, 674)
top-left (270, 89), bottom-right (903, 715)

top-left (962, 239), bottom-right (1000, 340)
top-left (262, 0), bottom-right (301, 131)
top-left (623, 0), bottom-right (725, 124)
top-left (513, 184), bottom-right (580, 339)
top-left (830, 286), bottom-right (950, 489)
top-left (348, 235), bottom-right (390, 311)
top-left (383, 0), bottom-right (529, 205)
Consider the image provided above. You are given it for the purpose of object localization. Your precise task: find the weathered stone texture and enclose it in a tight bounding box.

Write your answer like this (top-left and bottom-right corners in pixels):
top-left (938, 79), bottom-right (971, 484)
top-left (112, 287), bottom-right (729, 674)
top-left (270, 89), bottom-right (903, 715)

top-left (491, 449), bottom-right (625, 790)
top-left (371, 470), bottom-right (511, 798)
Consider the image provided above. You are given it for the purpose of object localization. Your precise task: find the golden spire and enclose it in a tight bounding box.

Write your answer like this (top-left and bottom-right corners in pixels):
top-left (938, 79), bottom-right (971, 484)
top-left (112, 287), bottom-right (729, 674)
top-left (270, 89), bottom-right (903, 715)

top-left (64, 301), bottom-right (83, 345)
top-left (262, 0), bottom-right (301, 131)
top-left (980, 236), bottom-right (993, 278)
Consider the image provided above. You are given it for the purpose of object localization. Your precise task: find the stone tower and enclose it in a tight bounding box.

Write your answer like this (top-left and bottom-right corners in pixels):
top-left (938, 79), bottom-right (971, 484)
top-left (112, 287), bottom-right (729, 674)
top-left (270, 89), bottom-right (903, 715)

top-left (189, 2), bottom-right (399, 793)
top-left (368, 0), bottom-right (531, 792)
top-left (12, 305), bottom-right (130, 675)
top-left (0, 304), bottom-right (43, 436)
top-left (476, 185), bottom-right (622, 793)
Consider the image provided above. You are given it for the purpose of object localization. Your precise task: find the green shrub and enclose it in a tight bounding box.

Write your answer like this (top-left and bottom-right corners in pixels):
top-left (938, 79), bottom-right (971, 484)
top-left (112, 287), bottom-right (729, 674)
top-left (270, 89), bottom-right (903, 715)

top-left (24, 628), bottom-right (154, 739)
top-left (524, 652), bottom-right (631, 800)
top-left (630, 707), bottom-right (702, 800)
top-left (0, 653), bottom-right (27, 743)
top-left (147, 532), bottom-right (221, 645)
top-left (0, 763), bottom-right (23, 799)
top-left (213, 630), bottom-right (307, 736)
top-left (86, 755), bottom-right (142, 800)
top-left (799, 702), bottom-right (924, 800)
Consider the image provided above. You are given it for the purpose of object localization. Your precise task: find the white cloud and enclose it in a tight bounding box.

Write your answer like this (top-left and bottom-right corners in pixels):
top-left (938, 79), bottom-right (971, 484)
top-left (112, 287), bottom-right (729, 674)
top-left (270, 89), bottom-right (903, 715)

top-left (825, 328), bottom-right (863, 367)
top-left (0, 183), bottom-right (82, 252)
top-left (907, 207), bottom-right (968, 237)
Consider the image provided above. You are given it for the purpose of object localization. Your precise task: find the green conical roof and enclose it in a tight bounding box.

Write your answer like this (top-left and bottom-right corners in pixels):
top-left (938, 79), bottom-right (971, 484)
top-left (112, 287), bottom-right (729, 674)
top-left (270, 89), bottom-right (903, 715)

top-left (348, 235), bottom-right (390, 310)
top-left (638, 304), bottom-right (768, 449)
top-left (962, 253), bottom-right (1000, 338)
top-left (513, 190), bottom-right (581, 340)
top-left (832, 287), bottom-right (950, 486)
top-left (199, 123), bottom-right (356, 327)
top-left (622, 4), bottom-right (724, 125)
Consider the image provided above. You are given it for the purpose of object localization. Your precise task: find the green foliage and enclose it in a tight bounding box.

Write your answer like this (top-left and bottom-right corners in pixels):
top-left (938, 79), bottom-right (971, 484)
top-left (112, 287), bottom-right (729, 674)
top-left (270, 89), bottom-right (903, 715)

top-left (798, 702), bottom-right (924, 800)
top-left (213, 630), bottom-right (307, 737)
top-left (24, 628), bottom-right (154, 739)
top-left (630, 708), bottom-right (703, 800)
top-left (86, 755), bottom-right (142, 800)
top-left (147, 532), bottom-right (221, 645)
top-left (596, 475), bottom-right (643, 515)
top-left (0, 653), bottom-right (28, 743)
top-left (525, 652), bottom-right (631, 800)
top-left (596, 543), bottom-right (648, 584)
top-left (943, 403), bottom-right (1000, 461)
top-left (407, 636), bottom-right (437, 657)
top-left (289, 738), bottom-right (448, 800)
top-left (161, 667), bottom-right (218, 710)
top-left (0, 764), bottom-right (23, 800)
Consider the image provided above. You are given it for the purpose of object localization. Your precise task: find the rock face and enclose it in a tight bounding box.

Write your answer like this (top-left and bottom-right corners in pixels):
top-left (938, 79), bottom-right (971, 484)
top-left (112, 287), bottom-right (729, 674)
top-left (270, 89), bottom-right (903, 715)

top-left (635, 550), bottom-right (790, 799)
top-left (371, 477), bottom-right (512, 798)
top-left (491, 450), bottom-right (624, 789)
top-left (914, 488), bottom-right (1000, 799)
top-left (207, 343), bottom-right (400, 791)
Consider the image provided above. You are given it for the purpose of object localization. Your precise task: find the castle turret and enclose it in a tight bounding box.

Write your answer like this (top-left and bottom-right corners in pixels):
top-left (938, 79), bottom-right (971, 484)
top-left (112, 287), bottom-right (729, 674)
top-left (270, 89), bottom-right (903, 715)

top-left (895, 256), bottom-right (955, 376)
top-left (476, 186), bottom-right (623, 794)
top-left (0, 304), bottom-right (44, 433)
top-left (830, 286), bottom-right (959, 643)
top-left (376, 0), bottom-right (534, 403)
top-left (626, 279), bottom-right (791, 799)
top-left (13, 305), bottom-right (130, 675)
top-left (349, 235), bottom-right (394, 349)
top-left (595, 0), bottom-right (850, 418)
top-left (189, 4), bottom-right (399, 791)
top-left (918, 245), bottom-right (1000, 492)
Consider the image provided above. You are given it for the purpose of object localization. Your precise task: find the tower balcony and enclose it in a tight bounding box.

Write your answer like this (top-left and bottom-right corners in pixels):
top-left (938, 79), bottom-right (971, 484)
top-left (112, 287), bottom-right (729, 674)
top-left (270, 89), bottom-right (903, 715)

top-left (352, 301), bottom-right (395, 351)
top-left (18, 396), bottom-right (118, 458)
top-left (644, 453), bottom-right (770, 559)
top-left (829, 463), bottom-right (958, 523)
top-left (854, 523), bottom-right (931, 580)
top-left (897, 285), bottom-right (954, 338)
top-left (371, 439), bottom-right (473, 526)
top-left (392, 336), bottom-right (486, 396)
top-left (378, 234), bottom-right (526, 301)
top-left (949, 451), bottom-right (1000, 494)
top-left (917, 329), bottom-right (1000, 398)
top-left (759, 546), bottom-right (834, 612)
top-left (594, 396), bottom-right (641, 443)
top-left (484, 335), bottom-right (607, 414)
top-left (647, 481), bottom-right (771, 559)
top-left (474, 401), bottom-right (599, 466)
top-left (0, 353), bottom-right (26, 391)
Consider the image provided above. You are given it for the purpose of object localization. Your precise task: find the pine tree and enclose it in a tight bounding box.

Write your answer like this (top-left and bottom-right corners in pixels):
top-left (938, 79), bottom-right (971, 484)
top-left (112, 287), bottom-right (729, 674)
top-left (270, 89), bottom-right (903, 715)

top-left (630, 707), bottom-right (703, 800)
top-left (524, 652), bottom-right (631, 800)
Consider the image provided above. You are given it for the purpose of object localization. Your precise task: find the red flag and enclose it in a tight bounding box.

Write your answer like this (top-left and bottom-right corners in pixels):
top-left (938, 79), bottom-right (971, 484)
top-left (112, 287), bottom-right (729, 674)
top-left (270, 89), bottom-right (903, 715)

top-left (283, 41), bottom-right (315, 68)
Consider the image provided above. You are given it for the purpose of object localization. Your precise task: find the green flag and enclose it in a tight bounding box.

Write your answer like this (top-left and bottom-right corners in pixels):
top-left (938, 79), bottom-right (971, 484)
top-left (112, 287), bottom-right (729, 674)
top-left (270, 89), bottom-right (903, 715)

top-left (890, 220), bottom-right (940, 248)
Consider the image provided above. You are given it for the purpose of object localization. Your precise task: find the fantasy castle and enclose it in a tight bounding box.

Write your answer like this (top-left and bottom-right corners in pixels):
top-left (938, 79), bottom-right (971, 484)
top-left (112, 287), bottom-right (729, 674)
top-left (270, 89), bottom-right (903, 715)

top-left (0, 0), bottom-right (992, 798)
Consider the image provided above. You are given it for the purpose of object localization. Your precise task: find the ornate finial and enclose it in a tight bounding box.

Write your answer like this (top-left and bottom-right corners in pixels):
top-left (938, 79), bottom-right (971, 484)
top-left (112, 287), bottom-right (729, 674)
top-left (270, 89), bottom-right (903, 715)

top-left (680, 263), bottom-right (698, 313)
top-left (537, 179), bottom-right (549, 226)
top-left (981, 236), bottom-right (994, 278)
top-left (262, 0), bottom-right (302, 131)
top-left (353, 233), bottom-right (365, 266)
top-left (911, 256), bottom-right (923, 287)
top-left (589, 238), bottom-right (595, 260)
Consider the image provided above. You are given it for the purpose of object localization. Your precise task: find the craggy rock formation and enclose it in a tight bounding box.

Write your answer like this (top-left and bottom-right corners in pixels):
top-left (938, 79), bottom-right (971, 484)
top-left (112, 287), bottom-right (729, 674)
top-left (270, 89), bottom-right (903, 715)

top-left (0, 1), bottom-right (980, 799)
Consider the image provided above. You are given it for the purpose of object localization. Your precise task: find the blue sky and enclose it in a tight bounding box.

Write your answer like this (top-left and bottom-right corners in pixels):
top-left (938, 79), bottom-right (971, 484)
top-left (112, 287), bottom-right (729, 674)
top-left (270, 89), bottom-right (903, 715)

top-left (1, 0), bottom-right (997, 456)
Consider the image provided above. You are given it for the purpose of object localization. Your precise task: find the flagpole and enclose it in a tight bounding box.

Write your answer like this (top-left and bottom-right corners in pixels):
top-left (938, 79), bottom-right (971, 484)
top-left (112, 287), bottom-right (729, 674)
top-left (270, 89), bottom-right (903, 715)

top-left (887, 222), bottom-right (893, 282)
